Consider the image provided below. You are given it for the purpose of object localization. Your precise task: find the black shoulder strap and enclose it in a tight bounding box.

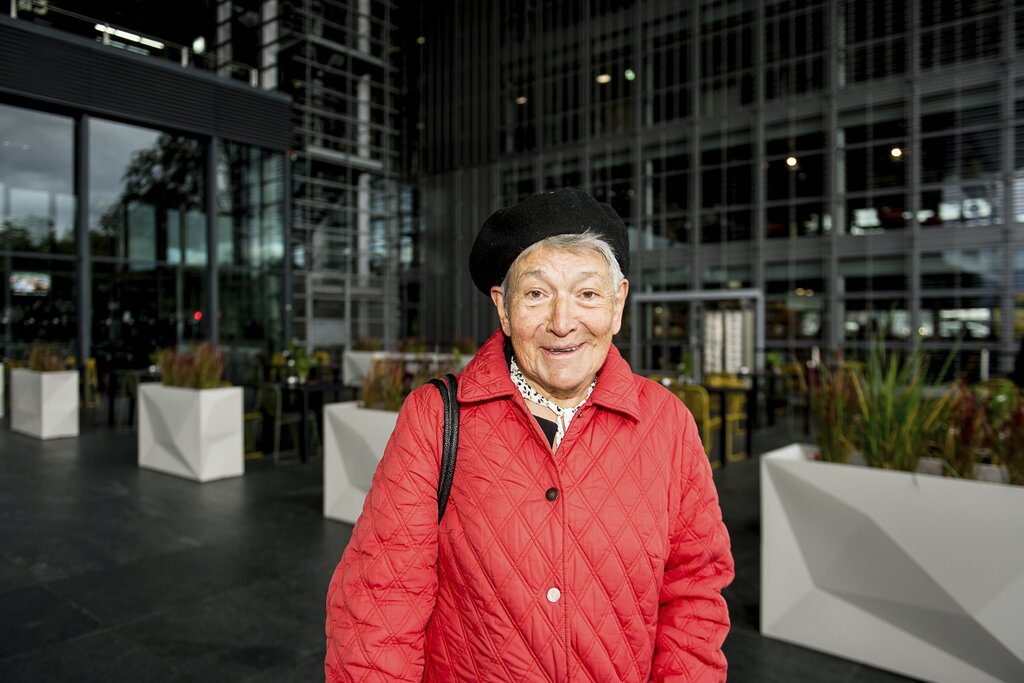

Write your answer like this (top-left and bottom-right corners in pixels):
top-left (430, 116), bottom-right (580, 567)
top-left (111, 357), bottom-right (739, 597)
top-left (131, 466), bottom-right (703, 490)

top-left (428, 373), bottom-right (459, 523)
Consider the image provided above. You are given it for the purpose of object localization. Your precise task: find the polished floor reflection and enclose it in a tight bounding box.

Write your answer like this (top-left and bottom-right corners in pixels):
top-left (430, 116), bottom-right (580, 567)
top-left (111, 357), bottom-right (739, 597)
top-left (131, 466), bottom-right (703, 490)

top-left (0, 411), bottom-right (921, 682)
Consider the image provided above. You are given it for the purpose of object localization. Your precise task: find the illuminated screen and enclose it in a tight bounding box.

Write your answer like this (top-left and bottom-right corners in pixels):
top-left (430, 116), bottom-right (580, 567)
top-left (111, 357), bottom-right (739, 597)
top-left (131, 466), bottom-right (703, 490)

top-left (10, 272), bottom-right (51, 296)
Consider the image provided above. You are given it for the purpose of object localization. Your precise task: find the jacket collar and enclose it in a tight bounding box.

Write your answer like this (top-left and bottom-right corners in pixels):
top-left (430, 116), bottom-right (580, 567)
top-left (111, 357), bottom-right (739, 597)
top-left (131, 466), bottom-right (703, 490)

top-left (458, 329), bottom-right (641, 423)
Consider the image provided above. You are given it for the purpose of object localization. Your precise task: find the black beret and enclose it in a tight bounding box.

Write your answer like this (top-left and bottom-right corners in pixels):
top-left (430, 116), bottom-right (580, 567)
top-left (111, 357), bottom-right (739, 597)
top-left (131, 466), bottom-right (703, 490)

top-left (469, 188), bottom-right (630, 295)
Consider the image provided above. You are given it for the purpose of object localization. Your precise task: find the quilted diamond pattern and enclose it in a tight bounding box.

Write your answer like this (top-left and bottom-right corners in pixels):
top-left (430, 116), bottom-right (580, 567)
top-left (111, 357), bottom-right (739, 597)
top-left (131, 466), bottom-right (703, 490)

top-left (326, 330), bottom-right (734, 682)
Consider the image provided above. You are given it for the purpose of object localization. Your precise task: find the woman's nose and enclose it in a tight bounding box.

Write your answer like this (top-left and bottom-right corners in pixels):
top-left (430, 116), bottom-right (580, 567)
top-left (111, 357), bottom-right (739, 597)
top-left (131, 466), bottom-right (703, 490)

top-left (547, 296), bottom-right (576, 336)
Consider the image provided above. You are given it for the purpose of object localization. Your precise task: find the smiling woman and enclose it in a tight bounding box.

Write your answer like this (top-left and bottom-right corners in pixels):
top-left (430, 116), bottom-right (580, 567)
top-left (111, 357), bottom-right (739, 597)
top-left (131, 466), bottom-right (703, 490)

top-left (326, 188), bottom-right (735, 683)
top-left (492, 235), bottom-right (628, 409)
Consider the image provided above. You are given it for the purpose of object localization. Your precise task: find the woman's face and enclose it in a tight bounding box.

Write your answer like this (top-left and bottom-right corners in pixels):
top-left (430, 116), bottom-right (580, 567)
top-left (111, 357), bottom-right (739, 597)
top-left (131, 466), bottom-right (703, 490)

top-left (491, 245), bottom-right (628, 406)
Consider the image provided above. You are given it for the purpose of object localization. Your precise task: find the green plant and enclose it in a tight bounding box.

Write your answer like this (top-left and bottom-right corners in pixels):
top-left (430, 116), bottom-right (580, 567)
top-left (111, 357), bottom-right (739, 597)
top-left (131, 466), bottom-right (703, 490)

top-left (158, 343), bottom-right (226, 389)
top-left (992, 394), bottom-right (1024, 485)
top-left (288, 341), bottom-right (310, 380)
top-left (398, 336), bottom-right (427, 353)
top-left (452, 336), bottom-right (478, 355)
top-left (361, 358), bottom-right (406, 411)
top-left (924, 380), bottom-right (988, 478)
top-left (360, 354), bottom-right (462, 411)
top-left (27, 343), bottom-right (65, 372)
top-left (810, 354), bottom-right (858, 463)
top-left (351, 338), bottom-right (383, 351)
top-left (847, 340), bottom-right (937, 472)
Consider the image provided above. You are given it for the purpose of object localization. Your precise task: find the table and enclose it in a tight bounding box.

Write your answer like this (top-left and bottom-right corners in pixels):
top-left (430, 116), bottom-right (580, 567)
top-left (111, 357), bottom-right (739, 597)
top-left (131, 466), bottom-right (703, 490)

top-left (277, 380), bottom-right (351, 462)
top-left (703, 376), bottom-right (757, 467)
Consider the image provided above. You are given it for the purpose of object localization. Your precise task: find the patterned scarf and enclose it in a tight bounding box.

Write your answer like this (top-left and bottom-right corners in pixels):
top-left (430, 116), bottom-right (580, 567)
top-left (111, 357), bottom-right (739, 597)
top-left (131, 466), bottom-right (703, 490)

top-left (510, 356), bottom-right (596, 450)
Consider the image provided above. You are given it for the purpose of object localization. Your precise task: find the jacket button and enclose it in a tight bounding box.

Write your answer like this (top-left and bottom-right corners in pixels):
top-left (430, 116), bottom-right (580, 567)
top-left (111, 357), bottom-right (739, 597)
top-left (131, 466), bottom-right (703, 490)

top-left (546, 587), bottom-right (561, 603)
top-left (545, 487), bottom-right (559, 501)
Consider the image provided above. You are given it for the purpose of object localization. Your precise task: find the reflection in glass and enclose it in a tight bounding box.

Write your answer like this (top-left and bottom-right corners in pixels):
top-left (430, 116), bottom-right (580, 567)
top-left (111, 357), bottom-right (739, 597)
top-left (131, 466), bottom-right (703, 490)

top-left (219, 269), bottom-right (284, 351)
top-left (841, 299), bottom-right (909, 340)
top-left (0, 104), bottom-right (75, 254)
top-left (921, 250), bottom-right (1000, 290)
top-left (920, 297), bottom-right (998, 340)
top-left (3, 256), bottom-right (77, 353)
top-left (89, 119), bottom-right (205, 263)
top-left (839, 256), bottom-right (907, 292)
top-left (90, 263), bottom-right (206, 365)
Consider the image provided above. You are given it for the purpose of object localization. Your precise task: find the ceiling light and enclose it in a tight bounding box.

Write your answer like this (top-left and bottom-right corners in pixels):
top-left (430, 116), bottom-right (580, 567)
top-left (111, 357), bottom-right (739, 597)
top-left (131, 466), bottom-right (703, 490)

top-left (595, 73), bottom-right (612, 84)
top-left (95, 23), bottom-right (164, 50)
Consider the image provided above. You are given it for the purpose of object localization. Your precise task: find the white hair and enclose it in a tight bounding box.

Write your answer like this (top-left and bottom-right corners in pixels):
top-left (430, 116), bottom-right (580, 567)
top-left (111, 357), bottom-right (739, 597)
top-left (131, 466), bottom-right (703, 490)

top-left (500, 231), bottom-right (625, 316)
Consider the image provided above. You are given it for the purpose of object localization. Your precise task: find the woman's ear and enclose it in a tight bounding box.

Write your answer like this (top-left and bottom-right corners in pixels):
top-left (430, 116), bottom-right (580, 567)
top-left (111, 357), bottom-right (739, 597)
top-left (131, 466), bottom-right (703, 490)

top-left (612, 279), bottom-right (629, 335)
top-left (490, 286), bottom-right (512, 336)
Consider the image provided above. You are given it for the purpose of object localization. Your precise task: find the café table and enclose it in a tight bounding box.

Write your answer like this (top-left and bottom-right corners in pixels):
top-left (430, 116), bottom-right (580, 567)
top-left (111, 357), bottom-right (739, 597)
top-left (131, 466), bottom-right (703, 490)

top-left (702, 375), bottom-right (758, 467)
top-left (277, 379), bottom-right (350, 462)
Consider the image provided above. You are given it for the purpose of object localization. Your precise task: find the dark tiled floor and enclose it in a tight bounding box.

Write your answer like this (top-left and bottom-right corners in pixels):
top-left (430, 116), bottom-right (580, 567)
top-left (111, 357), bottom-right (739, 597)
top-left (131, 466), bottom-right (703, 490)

top-left (0, 407), bottom-right (920, 682)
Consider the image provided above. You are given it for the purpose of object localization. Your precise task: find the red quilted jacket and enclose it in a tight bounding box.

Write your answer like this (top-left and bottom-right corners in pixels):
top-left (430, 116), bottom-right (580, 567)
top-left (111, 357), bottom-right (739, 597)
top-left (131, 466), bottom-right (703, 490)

top-left (326, 329), bottom-right (734, 682)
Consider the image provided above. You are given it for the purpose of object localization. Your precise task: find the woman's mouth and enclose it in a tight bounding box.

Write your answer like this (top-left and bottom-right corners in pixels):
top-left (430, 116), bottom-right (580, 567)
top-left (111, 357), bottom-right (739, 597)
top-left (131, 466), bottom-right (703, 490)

top-left (545, 344), bottom-right (582, 355)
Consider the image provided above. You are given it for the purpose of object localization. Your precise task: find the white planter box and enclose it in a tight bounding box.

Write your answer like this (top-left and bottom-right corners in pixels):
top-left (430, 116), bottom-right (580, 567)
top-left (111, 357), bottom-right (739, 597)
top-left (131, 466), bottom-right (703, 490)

top-left (10, 368), bottom-right (79, 439)
top-left (137, 384), bottom-right (244, 482)
top-left (761, 444), bottom-right (1024, 683)
top-left (342, 351), bottom-right (472, 387)
top-left (323, 401), bottom-right (398, 523)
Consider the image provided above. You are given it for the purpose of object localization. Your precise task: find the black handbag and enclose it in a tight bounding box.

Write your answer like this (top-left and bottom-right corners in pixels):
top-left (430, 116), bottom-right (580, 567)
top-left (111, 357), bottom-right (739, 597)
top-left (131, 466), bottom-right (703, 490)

top-left (428, 373), bottom-right (459, 522)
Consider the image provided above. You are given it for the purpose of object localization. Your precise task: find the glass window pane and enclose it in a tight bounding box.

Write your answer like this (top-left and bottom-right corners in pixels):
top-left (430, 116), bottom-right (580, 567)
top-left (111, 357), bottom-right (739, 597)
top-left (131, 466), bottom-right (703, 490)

top-left (921, 250), bottom-right (1000, 290)
top-left (89, 119), bottom-right (205, 263)
top-left (0, 104), bottom-right (75, 254)
top-left (3, 256), bottom-right (77, 354)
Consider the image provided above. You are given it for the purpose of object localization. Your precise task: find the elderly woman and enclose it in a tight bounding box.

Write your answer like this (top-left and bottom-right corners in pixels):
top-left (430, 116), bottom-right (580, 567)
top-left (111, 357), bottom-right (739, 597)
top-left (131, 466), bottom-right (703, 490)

top-left (326, 188), bottom-right (734, 682)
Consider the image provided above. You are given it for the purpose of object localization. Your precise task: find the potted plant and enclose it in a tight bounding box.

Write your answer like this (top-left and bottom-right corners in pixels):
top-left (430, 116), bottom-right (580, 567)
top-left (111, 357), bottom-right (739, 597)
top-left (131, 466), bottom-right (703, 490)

top-left (761, 343), bottom-right (1024, 683)
top-left (323, 354), bottom-right (460, 523)
top-left (10, 343), bottom-right (79, 439)
top-left (137, 343), bottom-right (244, 482)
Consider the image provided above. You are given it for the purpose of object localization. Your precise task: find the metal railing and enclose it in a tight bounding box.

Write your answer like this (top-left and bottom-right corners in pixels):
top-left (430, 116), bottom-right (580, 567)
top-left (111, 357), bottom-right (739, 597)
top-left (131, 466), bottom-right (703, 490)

top-left (9, 0), bottom-right (259, 87)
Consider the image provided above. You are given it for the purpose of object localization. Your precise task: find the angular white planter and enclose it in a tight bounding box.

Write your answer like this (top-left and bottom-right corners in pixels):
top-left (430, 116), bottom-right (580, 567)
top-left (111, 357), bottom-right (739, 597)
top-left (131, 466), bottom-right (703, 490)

top-left (342, 351), bottom-right (473, 388)
top-left (10, 368), bottom-right (79, 439)
top-left (323, 401), bottom-right (398, 523)
top-left (761, 444), bottom-right (1024, 683)
top-left (137, 384), bottom-right (244, 482)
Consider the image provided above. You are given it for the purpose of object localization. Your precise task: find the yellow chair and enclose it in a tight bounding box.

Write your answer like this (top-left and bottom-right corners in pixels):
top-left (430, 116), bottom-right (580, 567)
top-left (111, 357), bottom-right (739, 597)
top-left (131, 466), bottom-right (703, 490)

top-left (269, 352), bottom-right (287, 382)
top-left (703, 374), bottom-right (748, 461)
top-left (243, 386), bottom-right (265, 461)
top-left (3, 359), bottom-right (23, 414)
top-left (674, 384), bottom-right (723, 467)
top-left (83, 358), bottom-right (100, 408)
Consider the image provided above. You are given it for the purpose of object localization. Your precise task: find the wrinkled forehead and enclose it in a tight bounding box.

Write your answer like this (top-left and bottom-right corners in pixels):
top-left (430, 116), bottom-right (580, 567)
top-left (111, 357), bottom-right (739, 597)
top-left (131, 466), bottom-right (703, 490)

top-left (507, 244), bottom-right (614, 287)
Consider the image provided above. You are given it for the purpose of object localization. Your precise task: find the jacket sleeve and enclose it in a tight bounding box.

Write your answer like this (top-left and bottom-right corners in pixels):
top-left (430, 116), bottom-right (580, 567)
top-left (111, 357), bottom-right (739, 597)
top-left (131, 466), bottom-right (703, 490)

top-left (651, 408), bottom-right (735, 682)
top-left (325, 387), bottom-right (443, 682)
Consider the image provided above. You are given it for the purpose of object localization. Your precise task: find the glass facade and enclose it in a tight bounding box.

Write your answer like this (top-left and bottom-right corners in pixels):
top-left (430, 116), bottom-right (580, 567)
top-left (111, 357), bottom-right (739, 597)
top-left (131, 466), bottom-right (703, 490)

top-left (416, 0), bottom-right (1024, 377)
top-left (1, 105), bottom-right (77, 350)
top-left (0, 101), bottom-right (285, 369)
